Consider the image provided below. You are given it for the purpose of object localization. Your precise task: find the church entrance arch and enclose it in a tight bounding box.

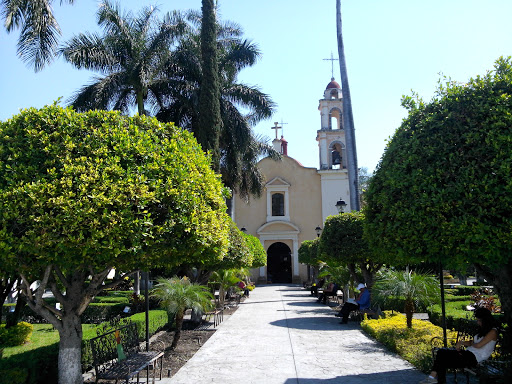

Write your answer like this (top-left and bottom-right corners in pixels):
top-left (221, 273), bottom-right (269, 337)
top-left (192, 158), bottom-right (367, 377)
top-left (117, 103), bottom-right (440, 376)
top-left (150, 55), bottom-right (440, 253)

top-left (267, 242), bottom-right (292, 284)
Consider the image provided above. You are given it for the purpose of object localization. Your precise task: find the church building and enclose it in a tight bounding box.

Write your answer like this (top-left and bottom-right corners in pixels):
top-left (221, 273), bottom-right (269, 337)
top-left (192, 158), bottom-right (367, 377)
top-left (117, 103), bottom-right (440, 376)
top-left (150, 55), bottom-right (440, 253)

top-left (233, 78), bottom-right (355, 284)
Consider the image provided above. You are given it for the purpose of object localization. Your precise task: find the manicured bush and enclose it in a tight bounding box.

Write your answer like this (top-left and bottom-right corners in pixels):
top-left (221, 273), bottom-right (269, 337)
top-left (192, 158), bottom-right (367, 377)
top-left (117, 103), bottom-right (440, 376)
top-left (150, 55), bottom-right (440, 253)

top-left (0, 322), bottom-right (33, 347)
top-left (361, 311), bottom-right (457, 372)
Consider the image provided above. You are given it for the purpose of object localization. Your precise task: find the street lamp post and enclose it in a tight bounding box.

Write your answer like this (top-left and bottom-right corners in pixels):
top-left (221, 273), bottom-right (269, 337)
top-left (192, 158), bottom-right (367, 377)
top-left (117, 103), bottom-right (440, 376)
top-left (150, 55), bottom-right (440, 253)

top-left (335, 198), bottom-right (347, 214)
top-left (315, 226), bottom-right (322, 238)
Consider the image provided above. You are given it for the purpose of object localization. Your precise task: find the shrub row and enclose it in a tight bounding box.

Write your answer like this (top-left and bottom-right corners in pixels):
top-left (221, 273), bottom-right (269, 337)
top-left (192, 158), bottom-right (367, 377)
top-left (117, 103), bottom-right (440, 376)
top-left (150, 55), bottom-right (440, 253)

top-left (0, 309), bottom-right (169, 384)
top-left (361, 311), bottom-right (457, 372)
top-left (3, 302), bottom-right (132, 325)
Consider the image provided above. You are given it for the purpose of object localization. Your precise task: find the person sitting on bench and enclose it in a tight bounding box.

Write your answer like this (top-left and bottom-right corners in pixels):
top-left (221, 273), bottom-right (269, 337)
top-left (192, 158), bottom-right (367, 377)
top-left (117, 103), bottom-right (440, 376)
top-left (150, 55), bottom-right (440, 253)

top-left (310, 278), bottom-right (325, 296)
top-left (317, 282), bottom-right (338, 304)
top-left (336, 283), bottom-right (370, 323)
top-left (419, 307), bottom-right (498, 384)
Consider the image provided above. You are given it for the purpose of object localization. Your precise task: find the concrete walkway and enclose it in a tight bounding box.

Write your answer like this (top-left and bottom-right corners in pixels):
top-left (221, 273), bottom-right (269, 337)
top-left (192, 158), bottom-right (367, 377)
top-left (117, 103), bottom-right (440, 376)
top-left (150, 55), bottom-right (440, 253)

top-left (161, 284), bottom-right (427, 384)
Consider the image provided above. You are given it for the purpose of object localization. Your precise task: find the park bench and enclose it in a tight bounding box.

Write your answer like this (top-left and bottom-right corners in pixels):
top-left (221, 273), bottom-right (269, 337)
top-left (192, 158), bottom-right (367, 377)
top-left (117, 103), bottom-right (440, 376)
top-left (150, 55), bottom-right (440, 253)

top-left (203, 308), bottom-right (224, 328)
top-left (89, 322), bottom-right (164, 384)
top-left (431, 327), bottom-right (511, 383)
top-left (349, 304), bottom-right (381, 321)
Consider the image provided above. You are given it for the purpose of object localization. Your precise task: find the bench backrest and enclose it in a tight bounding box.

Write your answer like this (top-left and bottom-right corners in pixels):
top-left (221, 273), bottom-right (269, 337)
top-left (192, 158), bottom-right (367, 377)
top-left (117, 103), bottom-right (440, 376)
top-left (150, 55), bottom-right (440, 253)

top-left (90, 322), bottom-right (141, 374)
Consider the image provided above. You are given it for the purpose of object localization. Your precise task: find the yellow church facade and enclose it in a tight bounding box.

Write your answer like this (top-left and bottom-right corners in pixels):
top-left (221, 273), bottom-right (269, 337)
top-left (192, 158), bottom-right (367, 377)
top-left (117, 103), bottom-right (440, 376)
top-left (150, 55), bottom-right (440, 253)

top-left (233, 78), bottom-right (354, 284)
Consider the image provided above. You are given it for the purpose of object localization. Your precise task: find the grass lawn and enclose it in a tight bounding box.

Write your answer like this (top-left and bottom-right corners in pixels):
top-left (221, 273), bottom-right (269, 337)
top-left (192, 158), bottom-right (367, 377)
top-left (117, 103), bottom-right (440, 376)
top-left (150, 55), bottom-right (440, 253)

top-left (2, 323), bottom-right (97, 358)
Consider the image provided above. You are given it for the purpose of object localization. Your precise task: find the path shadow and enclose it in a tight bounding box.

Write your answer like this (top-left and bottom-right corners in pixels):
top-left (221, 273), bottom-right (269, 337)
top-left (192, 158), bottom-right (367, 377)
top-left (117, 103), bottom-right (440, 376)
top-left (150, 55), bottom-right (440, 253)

top-left (282, 369), bottom-right (473, 384)
top-left (284, 301), bottom-right (324, 307)
top-left (282, 368), bottom-right (425, 383)
top-left (270, 316), bottom-right (354, 331)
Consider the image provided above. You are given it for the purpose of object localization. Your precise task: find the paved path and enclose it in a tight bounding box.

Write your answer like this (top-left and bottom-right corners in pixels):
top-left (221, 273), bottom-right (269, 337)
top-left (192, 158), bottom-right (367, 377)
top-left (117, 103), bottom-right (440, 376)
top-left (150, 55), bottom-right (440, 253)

top-left (161, 284), bottom-right (427, 384)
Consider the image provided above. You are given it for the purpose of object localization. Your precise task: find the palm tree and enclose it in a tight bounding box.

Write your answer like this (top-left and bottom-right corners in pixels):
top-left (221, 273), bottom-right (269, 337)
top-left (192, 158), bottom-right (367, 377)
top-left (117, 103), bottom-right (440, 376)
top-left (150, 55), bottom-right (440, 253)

top-left (59, 1), bottom-right (187, 116)
top-left (198, 0), bottom-right (222, 171)
top-left (155, 11), bottom-right (278, 200)
top-left (2, 0), bottom-right (74, 71)
top-left (209, 269), bottom-right (239, 309)
top-left (336, 0), bottom-right (360, 210)
top-left (372, 269), bottom-right (440, 328)
top-left (152, 276), bottom-right (213, 350)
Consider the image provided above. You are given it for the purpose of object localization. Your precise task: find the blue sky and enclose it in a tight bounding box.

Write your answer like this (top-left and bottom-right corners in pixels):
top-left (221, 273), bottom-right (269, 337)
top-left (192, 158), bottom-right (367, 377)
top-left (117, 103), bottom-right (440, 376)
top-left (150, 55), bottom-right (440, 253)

top-left (1, 0), bottom-right (512, 172)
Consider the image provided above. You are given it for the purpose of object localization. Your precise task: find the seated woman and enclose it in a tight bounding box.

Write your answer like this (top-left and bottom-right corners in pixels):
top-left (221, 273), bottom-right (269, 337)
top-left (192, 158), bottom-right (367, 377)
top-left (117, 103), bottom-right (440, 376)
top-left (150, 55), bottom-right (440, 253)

top-left (419, 307), bottom-right (498, 384)
top-left (336, 283), bottom-right (370, 323)
top-left (310, 278), bottom-right (325, 296)
top-left (317, 282), bottom-right (338, 304)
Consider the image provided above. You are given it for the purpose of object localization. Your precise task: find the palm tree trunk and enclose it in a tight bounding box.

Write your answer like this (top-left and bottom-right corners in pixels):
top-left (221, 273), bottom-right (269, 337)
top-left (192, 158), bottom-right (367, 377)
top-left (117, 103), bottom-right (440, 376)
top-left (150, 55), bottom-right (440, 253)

top-left (404, 298), bottom-right (415, 328)
top-left (198, 0), bottom-right (222, 171)
top-left (137, 91), bottom-right (145, 116)
top-left (171, 312), bottom-right (185, 350)
top-left (336, 0), bottom-right (360, 211)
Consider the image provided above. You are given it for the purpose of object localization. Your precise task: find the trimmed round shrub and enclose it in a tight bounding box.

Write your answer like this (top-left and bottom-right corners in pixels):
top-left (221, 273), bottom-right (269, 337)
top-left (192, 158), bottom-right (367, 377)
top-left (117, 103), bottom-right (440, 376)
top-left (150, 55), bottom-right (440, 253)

top-left (0, 322), bottom-right (33, 347)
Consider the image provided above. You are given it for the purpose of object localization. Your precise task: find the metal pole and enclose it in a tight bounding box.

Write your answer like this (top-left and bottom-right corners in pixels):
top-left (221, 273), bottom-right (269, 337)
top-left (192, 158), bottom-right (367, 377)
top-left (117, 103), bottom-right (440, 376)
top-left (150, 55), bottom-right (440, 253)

top-left (144, 270), bottom-right (150, 351)
top-left (439, 262), bottom-right (447, 347)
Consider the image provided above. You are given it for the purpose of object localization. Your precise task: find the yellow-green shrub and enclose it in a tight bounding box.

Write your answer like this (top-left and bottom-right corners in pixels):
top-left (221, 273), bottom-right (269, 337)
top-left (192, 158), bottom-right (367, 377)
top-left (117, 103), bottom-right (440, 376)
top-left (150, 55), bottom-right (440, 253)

top-left (361, 312), bottom-right (457, 372)
top-left (0, 322), bottom-right (33, 347)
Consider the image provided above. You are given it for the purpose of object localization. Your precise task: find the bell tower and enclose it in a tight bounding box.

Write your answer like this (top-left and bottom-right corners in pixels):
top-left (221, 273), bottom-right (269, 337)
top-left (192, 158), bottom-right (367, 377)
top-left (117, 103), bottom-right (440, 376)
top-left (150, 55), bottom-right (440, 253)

top-left (317, 78), bottom-right (351, 219)
top-left (317, 78), bottom-right (346, 170)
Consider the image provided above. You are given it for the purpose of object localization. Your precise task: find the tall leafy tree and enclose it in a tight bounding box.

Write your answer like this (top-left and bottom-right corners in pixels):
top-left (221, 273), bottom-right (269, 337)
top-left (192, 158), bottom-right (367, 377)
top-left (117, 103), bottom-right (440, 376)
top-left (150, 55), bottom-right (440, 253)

top-left (0, 105), bottom-right (229, 383)
top-left (298, 238), bottom-right (321, 267)
top-left (155, 12), bottom-right (278, 199)
top-left (59, 1), bottom-right (186, 116)
top-left (2, 0), bottom-right (75, 71)
top-left (318, 212), bottom-right (382, 288)
top-left (365, 57), bottom-right (512, 327)
top-left (197, 0), bottom-right (222, 171)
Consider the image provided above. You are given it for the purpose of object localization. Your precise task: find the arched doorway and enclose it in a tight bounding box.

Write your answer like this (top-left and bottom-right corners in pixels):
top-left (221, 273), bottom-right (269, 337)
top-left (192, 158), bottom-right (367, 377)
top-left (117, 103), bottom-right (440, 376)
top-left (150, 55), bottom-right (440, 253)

top-left (267, 242), bottom-right (292, 284)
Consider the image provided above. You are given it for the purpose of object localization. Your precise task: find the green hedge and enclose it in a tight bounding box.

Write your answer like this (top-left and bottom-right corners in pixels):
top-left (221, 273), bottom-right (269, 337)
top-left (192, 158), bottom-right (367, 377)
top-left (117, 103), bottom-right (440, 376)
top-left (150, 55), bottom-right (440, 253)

top-left (2, 302), bottom-right (129, 325)
top-left (93, 296), bottom-right (129, 304)
top-left (0, 310), bottom-right (169, 384)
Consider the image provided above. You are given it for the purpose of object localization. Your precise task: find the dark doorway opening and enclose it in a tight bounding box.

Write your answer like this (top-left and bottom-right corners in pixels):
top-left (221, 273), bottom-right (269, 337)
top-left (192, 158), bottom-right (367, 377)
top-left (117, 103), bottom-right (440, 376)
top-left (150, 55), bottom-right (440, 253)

top-left (267, 242), bottom-right (292, 284)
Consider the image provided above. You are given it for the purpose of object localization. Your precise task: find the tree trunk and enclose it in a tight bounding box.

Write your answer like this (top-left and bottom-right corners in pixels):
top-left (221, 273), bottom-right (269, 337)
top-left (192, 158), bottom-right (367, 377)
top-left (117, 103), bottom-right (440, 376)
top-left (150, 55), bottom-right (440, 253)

top-left (171, 312), bottom-right (184, 350)
top-left (137, 91), bottom-right (145, 116)
top-left (336, 0), bottom-right (360, 211)
top-left (198, 0), bottom-right (222, 171)
top-left (191, 308), bottom-right (203, 324)
top-left (134, 271), bottom-right (140, 295)
top-left (20, 266), bottom-right (111, 384)
top-left (0, 276), bottom-right (16, 322)
top-left (347, 262), bottom-right (359, 285)
top-left (58, 314), bottom-right (84, 384)
top-left (218, 286), bottom-right (225, 309)
top-left (404, 298), bottom-right (415, 328)
top-left (6, 290), bottom-right (25, 328)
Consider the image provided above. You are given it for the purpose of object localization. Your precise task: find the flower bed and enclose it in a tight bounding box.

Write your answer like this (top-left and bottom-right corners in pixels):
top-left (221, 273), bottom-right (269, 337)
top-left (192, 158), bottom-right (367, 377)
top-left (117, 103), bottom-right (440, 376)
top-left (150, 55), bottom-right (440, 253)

top-left (361, 311), bottom-right (457, 372)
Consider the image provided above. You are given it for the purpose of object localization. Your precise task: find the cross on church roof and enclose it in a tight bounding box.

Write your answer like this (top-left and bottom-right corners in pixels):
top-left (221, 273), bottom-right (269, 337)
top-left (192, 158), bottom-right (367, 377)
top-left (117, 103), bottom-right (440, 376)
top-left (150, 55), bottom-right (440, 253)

top-left (323, 52), bottom-right (339, 79)
top-left (271, 122), bottom-right (281, 139)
